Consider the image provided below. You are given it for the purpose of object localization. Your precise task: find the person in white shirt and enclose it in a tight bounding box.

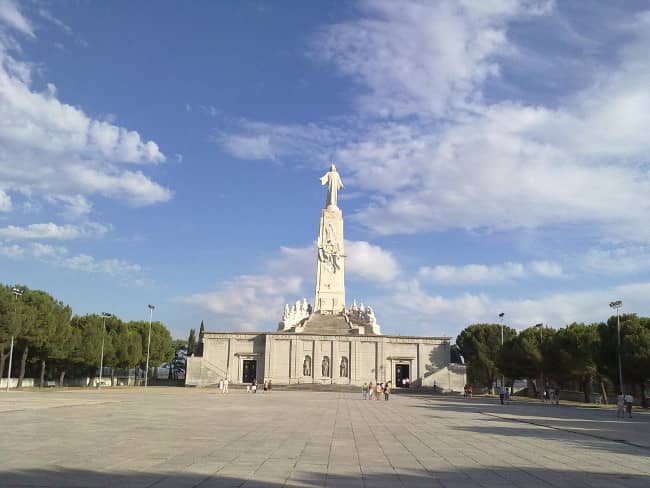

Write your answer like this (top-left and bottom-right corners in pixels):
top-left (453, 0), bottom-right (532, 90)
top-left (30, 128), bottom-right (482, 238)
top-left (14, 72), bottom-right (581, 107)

top-left (624, 392), bottom-right (634, 418)
top-left (223, 377), bottom-right (229, 394)
top-left (616, 392), bottom-right (625, 418)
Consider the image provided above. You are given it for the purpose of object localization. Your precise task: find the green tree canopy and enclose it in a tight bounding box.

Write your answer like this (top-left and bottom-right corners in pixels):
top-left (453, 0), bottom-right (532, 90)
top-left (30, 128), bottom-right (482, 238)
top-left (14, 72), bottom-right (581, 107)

top-left (456, 323), bottom-right (517, 390)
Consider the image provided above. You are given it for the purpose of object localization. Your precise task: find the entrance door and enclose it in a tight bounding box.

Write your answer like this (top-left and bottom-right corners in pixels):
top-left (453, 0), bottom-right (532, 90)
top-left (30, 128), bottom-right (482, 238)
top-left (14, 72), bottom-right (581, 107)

top-left (242, 359), bottom-right (257, 383)
top-left (395, 364), bottom-right (410, 387)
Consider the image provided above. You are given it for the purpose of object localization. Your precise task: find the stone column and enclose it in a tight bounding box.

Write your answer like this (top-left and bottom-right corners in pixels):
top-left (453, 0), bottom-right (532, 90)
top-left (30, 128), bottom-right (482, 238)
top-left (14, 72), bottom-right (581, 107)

top-left (314, 206), bottom-right (345, 314)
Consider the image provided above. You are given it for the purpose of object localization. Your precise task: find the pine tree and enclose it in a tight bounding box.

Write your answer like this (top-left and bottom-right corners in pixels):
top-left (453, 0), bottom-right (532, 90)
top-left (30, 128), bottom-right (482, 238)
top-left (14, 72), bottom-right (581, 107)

top-left (187, 329), bottom-right (196, 357)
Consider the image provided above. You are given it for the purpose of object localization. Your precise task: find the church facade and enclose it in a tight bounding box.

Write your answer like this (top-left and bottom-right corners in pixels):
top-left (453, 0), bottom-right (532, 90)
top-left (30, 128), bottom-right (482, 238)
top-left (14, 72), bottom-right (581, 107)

top-left (186, 165), bottom-right (466, 391)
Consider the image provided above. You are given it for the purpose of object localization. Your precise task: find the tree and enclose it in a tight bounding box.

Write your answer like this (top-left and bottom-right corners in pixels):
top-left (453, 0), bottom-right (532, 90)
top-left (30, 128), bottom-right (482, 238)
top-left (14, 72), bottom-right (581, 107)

top-left (456, 323), bottom-right (517, 392)
top-left (68, 314), bottom-right (105, 382)
top-left (544, 323), bottom-right (600, 402)
top-left (129, 320), bottom-right (174, 370)
top-left (197, 320), bottom-right (205, 355)
top-left (497, 326), bottom-right (554, 398)
top-left (600, 315), bottom-right (650, 407)
top-left (187, 329), bottom-right (196, 357)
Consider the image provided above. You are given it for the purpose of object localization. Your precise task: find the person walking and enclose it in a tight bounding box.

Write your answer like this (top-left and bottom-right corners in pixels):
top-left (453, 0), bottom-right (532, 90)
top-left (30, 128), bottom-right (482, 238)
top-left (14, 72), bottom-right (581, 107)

top-left (362, 382), bottom-right (368, 400)
top-left (219, 379), bottom-right (224, 394)
top-left (384, 382), bottom-right (391, 401)
top-left (252, 378), bottom-right (257, 394)
top-left (499, 386), bottom-right (507, 405)
top-left (554, 387), bottom-right (560, 405)
top-left (616, 392), bottom-right (625, 418)
top-left (368, 382), bottom-right (374, 400)
top-left (375, 382), bottom-right (382, 400)
top-left (624, 392), bottom-right (634, 418)
top-left (223, 377), bottom-right (229, 394)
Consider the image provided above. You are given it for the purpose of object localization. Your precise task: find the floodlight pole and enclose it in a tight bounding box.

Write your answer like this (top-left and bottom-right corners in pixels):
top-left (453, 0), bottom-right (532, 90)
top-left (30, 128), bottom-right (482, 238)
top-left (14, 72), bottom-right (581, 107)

top-left (7, 287), bottom-right (23, 392)
top-left (498, 312), bottom-right (505, 389)
top-left (609, 300), bottom-right (623, 392)
top-left (535, 323), bottom-right (544, 400)
top-left (98, 313), bottom-right (112, 388)
top-left (145, 304), bottom-right (155, 387)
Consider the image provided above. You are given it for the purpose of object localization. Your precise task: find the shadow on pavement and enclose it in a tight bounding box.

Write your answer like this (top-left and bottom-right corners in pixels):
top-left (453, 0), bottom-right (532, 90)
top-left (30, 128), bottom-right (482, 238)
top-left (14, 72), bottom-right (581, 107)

top-left (1, 466), bottom-right (649, 488)
top-left (395, 392), bottom-right (650, 455)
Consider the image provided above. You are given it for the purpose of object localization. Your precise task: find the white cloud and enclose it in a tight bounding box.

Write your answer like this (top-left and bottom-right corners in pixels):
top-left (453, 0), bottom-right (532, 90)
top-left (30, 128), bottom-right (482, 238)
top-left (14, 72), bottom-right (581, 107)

top-left (315, 0), bottom-right (550, 118)
top-left (0, 189), bottom-right (12, 212)
top-left (382, 278), bottom-right (650, 337)
top-left (0, 222), bottom-right (109, 240)
top-left (217, 3), bottom-right (650, 243)
top-left (179, 239), bottom-right (400, 330)
top-left (0, 5), bottom-right (172, 212)
top-left (215, 119), bottom-right (343, 162)
top-left (0, 240), bottom-right (145, 282)
top-left (179, 275), bottom-right (304, 331)
top-left (0, 0), bottom-right (34, 37)
top-left (417, 260), bottom-right (565, 284)
top-left (418, 262), bottom-right (525, 284)
top-left (0, 242), bottom-right (23, 258)
top-left (581, 245), bottom-right (650, 276)
top-left (345, 240), bottom-right (399, 282)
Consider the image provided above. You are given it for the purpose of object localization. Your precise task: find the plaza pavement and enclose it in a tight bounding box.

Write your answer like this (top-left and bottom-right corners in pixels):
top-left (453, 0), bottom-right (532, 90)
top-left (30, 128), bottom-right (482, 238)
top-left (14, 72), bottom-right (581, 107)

top-left (0, 388), bottom-right (648, 488)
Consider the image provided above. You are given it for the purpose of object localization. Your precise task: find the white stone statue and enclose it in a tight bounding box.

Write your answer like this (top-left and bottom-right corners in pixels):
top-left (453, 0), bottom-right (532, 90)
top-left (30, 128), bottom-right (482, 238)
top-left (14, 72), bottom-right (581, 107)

top-left (319, 163), bottom-right (344, 208)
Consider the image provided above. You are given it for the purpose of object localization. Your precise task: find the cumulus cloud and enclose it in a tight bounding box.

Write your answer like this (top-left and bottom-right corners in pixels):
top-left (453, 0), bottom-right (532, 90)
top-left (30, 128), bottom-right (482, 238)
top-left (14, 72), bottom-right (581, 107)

top-left (0, 0), bottom-right (34, 37)
top-left (0, 241), bottom-right (144, 282)
top-left (345, 240), bottom-right (399, 282)
top-left (178, 239), bottom-right (400, 330)
top-left (216, 2), bottom-right (650, 243)
top-left (179, 275), bottom-right (304, 331)
top-left (0, 3), bottom-right (172, 212)
top-left (0, 189), bottom-right (12, 212)
top-left (0, 222), bottom-right (109, 240)
top-left (315, 0), bottom-right (550, 118)
top-left (0, 242), bottom-right (23, 258)
top-left (382, 277), bottom-right (650, 337)
top-left (417, 260), bottom-right (565, 284)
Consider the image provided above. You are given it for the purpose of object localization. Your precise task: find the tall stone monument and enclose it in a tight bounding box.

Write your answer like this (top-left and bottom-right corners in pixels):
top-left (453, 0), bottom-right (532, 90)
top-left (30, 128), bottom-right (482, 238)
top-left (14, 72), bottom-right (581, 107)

top-left (314, 164), bottom-right (345, 314)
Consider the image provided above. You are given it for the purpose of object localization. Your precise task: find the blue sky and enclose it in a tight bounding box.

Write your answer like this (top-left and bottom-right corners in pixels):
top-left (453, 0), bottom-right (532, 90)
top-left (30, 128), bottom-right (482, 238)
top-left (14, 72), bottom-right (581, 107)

top-left (2, 0), bottom-right (650, 340)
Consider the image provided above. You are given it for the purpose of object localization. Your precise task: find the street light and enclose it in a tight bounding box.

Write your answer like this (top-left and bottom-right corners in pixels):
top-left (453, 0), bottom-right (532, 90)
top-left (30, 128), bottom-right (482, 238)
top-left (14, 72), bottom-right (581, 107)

top-left (6, 287), bottom-right (23, 392)
top-left (98, 313), bottom-right (112, 388)
top-left (145, 304), bottom-right (155, 387)
top-left (535, 323), bottom-right (544, 400)
top-left (498, 312), bottom-right (505, 389)
top-left (609, 300), bottom-right (623, 392)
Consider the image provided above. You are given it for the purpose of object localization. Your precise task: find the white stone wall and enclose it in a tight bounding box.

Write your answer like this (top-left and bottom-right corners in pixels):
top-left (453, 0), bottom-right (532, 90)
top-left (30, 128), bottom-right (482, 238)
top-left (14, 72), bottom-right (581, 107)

top-left (187, 332), bottom-right (466, 390)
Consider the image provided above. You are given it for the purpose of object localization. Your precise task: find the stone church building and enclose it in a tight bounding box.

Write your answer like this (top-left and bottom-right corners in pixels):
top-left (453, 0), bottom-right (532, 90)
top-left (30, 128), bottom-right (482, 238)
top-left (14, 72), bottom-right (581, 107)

top-left (186, 165), bottom-right (466, 391)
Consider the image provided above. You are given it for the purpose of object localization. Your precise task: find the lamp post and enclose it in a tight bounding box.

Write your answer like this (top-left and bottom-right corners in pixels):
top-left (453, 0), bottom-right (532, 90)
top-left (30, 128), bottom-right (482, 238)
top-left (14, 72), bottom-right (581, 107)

top-left (609, 300), bottom-right (623, 392)
top-left (498, 312), bottom-right (505, 389)
top-left (98, 313), bottom-right (112, 388)
top-left (6, 287), bottom-right (23, 392)
top-left (535, 323), bottom-right (544, 400)
top-left (145, 304), bottom-right (155, 387)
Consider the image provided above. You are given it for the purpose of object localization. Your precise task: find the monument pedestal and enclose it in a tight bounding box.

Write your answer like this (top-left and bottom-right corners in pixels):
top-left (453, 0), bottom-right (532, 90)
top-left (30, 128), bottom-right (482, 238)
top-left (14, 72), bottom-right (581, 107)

top-left (314, 205), bottom-right (345, 314)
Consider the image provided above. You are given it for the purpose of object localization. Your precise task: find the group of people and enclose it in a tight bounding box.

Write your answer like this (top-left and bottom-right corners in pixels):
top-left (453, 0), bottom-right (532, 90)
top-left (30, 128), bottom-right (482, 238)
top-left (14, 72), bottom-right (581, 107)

top-left (217, 378), bottom-right (229, 393)
top-left (246, 378), bottom-right (273, 393)
top-left (616, 392), bottom-right (634, 418)
top-left (362, 381), bottom-right (392, 401)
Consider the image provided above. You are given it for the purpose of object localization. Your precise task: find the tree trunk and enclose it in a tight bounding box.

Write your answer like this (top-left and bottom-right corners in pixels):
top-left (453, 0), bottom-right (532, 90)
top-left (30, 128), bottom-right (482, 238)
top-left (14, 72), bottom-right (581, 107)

top-left (582, 376), bottom-right (592, 403)
top-left (17, 345), bottom-right (28, 388)
top-left (59, 370), bottom-right (66, 387)
top-left (111, 368), bottom-right (116, 387)
top-left (600, 380), bottom-right (608, 405)
top-left (0, 350), bottom-right (7, 380)
top-left (39, 360), bottom-right (46, 387)
top-left (641, 383), bottom-right (647, 409)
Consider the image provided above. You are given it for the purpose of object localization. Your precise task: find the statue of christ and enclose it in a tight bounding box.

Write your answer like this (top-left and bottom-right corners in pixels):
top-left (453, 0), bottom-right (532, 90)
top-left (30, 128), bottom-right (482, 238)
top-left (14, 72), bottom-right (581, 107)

top-left (319, 163), bottom-right (344, 208)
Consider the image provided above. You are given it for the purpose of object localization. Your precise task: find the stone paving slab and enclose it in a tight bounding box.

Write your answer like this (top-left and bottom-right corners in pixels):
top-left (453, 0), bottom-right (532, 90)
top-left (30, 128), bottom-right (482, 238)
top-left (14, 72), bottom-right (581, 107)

top-left (0, 388), bottom-right (648, 487)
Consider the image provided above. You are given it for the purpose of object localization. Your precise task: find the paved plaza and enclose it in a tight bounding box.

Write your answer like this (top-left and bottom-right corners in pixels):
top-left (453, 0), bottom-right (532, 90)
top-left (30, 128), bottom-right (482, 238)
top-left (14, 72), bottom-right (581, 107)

top-left (0, 388), bottom-right (648, 488)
